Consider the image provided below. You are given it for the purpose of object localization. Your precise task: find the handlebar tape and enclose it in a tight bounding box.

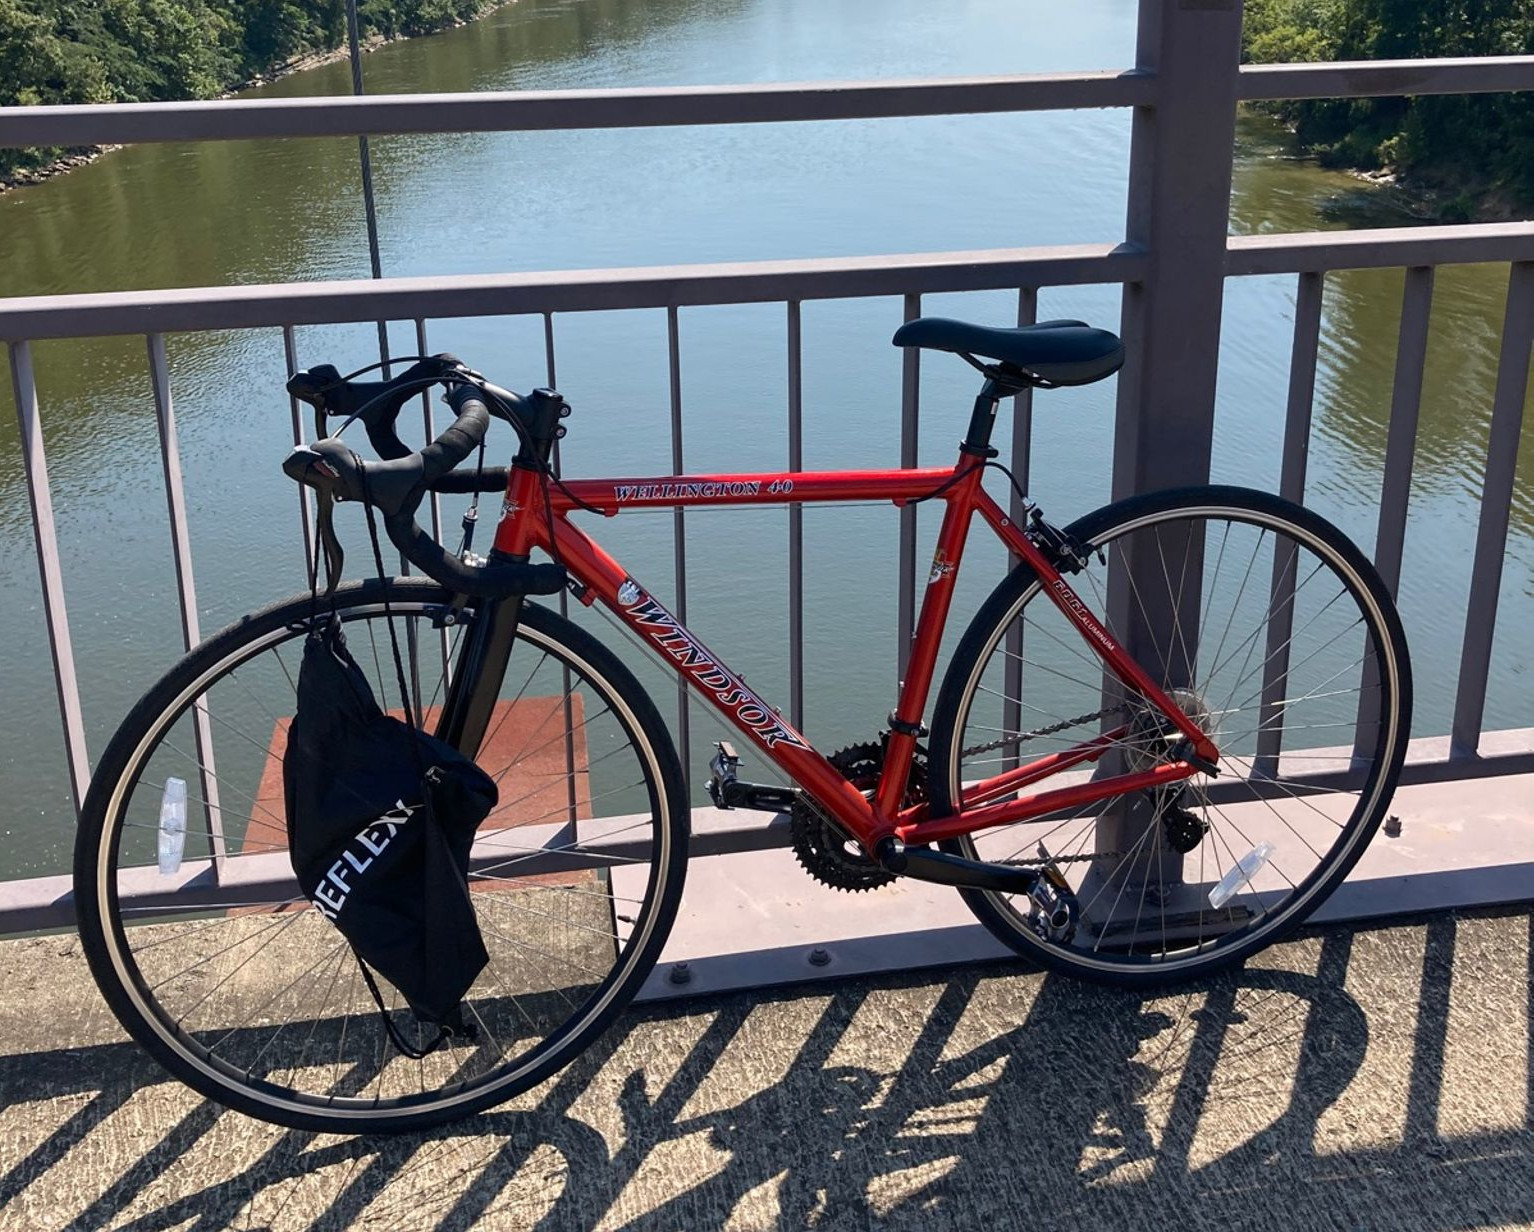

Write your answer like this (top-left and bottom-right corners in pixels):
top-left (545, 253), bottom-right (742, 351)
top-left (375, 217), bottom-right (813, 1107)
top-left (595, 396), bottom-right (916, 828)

top-left (280, 379), bottom-right (567, 599)
top-left (286, 355), bottom-right (466, 461)
top-left (382, 511), bottom-right (567, 597)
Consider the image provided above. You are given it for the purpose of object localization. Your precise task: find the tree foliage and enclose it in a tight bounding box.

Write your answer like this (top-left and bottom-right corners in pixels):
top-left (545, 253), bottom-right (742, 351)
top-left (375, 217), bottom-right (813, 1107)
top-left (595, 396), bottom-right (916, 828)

top-left (0, 0), bottom-right (494, 177)
top-left (1243, 0), bottom-right (1534, 214)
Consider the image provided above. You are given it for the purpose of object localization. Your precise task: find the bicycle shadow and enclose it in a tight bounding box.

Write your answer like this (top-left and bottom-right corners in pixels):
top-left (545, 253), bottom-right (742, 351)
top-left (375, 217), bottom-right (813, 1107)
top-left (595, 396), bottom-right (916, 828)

top-left (2, 909), bottom-right (1531, 1231)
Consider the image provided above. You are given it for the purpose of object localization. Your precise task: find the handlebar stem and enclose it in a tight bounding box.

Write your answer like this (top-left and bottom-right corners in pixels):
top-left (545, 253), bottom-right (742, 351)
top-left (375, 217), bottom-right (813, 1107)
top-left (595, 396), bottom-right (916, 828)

top-left (510, 388), bottom-right (569, 470)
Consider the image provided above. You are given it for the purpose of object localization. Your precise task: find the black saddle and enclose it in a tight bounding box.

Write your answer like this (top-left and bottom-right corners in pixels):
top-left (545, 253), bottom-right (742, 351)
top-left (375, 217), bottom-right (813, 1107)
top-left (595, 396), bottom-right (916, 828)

top-left (892, 317), bottom-right (1124, 386)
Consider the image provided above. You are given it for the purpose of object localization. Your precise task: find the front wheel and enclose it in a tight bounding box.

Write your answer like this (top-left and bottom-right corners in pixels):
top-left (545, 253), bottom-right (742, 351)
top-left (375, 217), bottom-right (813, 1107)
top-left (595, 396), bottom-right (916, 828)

top-left (928, 486), bottom-right (1411, 986)
top-left (74, 578), bottom-right (689, 1132)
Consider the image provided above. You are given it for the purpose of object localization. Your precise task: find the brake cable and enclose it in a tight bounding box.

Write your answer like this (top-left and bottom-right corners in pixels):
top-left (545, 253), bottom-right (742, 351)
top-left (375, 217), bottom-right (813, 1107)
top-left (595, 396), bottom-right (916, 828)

top-left (457, 432), bottom-right (489, 559)
top-left (331, 373), bottom-right (468, 439)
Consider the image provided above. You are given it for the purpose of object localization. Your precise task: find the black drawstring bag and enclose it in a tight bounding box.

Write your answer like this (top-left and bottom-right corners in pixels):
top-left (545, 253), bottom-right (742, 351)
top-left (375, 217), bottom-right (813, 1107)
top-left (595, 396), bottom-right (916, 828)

top-left (283, 618), bottom-right (498, 1041)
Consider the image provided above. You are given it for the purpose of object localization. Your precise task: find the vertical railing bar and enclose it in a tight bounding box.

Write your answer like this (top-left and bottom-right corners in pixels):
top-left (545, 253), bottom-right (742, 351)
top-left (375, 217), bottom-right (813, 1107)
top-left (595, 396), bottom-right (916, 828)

top-left (1452, 260), bottom-right (1534, 758)
top-left (8, 341), bottom-right (91, 817)
top-left (1275, 272), bottom-right (1326, 507)
top-left (1002, 287), bottom-right (1037, 772)
top-left (281, 326), bottom-right (316, 580)
top-left (342, 0), bottom-right (390, 372)
top-left (668, 306), bottom-right (692, 781)
top-left (414, 318), bottom-right (453, 697)
top-left (1373, 267), bottom-right (1434, 595)
top-left (1255, 270), bottom-right (1324, 777)
top-left (897, 292), bottom-right (921, 686)
top-left (147, 334), bottom-right (228, 872)
top-left (414, 319), bottom-right (445, 552)
top-left (1356, 265), bottom-right (1435, 757)
top-left (545, 312), bottom-right (579, 834)
top-left (787, 300), bottom-right (805, 732)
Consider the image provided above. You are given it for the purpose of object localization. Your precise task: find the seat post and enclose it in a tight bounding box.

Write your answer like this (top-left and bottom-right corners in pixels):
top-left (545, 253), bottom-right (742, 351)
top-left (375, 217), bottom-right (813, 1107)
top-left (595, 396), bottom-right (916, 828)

top-left (960, 376), bottom-right (1010, 458)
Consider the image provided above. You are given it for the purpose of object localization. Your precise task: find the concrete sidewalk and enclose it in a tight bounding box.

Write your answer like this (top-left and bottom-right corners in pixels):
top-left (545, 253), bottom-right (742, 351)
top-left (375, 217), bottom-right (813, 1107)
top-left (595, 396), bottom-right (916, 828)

top-left (2, 906), bottom-right (1532, 1230)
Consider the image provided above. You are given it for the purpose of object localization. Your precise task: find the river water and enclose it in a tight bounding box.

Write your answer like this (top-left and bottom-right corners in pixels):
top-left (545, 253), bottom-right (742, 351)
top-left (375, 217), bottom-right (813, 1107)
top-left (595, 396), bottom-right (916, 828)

top-left (1, 0), bottom-right (1531, 877)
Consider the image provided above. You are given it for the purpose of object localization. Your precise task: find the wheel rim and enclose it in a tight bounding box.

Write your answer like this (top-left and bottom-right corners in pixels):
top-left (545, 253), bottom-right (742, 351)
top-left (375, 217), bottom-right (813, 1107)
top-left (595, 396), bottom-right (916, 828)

top-left (90, 596), bottom-right (675, 1123)
top-left (944, 503), bottom-right (1404, 973)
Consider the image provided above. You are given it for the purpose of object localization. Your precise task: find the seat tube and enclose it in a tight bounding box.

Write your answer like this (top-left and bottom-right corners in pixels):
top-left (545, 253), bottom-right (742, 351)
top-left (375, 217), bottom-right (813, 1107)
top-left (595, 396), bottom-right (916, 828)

top-left (875, 462), bottom-right (985, 817)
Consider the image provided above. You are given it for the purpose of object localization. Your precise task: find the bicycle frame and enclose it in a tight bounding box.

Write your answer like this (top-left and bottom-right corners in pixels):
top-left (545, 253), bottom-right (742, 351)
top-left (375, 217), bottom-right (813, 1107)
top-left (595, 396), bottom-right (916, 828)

top-left (483, 453), bottom-right (1220, 855)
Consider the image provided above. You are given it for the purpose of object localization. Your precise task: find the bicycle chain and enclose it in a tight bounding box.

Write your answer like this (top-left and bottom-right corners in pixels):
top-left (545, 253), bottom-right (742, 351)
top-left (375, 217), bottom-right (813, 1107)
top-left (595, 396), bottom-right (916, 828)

top-left (960, 703), bottom-right (1129, 760)
top-left (1000, 850), bottom-right (1122, 867)
top-left (961, 704), bottom-right (1132, 870)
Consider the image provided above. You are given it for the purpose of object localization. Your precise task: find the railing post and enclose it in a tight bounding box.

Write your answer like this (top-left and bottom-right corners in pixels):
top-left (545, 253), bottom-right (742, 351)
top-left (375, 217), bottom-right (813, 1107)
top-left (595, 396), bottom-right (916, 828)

top-left (1108, 0), bottom-right (1244, 696)
top-left (1095, 0), bottom-right (1245, 917)
top-left (1112, 0), bottom-right (1245, 501)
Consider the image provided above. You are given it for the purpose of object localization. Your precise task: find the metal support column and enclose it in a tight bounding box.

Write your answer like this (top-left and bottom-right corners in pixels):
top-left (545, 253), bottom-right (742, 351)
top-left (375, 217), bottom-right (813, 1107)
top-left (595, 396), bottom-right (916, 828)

top-left (1098, 0), bottom-right (1246, 912)
top-left (1113, 0), bottom-right (1245, 501)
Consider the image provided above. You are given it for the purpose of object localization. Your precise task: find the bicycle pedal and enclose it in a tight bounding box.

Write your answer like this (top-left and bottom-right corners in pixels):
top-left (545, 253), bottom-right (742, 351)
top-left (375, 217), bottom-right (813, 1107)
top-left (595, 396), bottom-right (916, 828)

top-left (705, 742), bottom-right (740, 808)
top-left (705, 742), bottom-right (798, 812)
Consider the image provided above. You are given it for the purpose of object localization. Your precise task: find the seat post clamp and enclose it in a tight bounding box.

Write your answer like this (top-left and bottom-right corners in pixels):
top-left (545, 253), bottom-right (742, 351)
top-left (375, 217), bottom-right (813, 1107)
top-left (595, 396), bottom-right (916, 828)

top-left (887, 711), bottom-right (928, 738)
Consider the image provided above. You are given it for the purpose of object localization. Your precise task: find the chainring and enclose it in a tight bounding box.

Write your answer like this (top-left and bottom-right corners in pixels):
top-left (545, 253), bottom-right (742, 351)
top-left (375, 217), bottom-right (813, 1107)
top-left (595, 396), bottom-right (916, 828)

top-left (790, 742), bottom-right (927, 892)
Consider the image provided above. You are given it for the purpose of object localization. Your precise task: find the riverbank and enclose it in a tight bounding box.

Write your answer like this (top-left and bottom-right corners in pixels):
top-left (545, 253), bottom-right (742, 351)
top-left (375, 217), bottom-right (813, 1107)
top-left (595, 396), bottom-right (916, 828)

top-left (1258, 128), bottom-right (1527, 226)
top-left (1240, 0), bottom-right (1534, 223)
top-left (0, 0), bottom-right (517, 194)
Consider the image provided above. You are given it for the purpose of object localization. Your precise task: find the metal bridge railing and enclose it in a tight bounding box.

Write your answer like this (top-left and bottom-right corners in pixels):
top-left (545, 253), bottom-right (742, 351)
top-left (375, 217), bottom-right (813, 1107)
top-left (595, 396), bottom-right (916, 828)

top-left (3, 0), bottom-right (1533, 932)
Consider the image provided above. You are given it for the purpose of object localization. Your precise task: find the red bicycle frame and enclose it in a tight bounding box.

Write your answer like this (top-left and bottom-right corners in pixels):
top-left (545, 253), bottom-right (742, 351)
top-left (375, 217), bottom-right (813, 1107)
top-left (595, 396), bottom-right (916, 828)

top-left (490, 453), bottom-right (1219, 855)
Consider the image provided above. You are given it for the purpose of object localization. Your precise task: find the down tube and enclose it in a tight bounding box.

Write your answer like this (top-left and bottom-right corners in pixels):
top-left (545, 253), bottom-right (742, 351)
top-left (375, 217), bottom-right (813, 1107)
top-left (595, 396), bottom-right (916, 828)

top-left (532, 510), bottom-right (883, 845)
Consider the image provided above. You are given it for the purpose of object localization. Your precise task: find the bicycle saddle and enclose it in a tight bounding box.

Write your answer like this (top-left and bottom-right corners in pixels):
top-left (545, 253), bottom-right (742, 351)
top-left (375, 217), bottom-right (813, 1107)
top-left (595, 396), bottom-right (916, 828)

top-left (892, 316), bottom-right (1124, 386)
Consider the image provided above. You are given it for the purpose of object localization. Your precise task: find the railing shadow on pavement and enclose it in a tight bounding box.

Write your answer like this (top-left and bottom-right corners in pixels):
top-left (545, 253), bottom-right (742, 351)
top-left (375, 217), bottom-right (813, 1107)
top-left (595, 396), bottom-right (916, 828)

top-left (1, 907), bottom-right (1530, 1231)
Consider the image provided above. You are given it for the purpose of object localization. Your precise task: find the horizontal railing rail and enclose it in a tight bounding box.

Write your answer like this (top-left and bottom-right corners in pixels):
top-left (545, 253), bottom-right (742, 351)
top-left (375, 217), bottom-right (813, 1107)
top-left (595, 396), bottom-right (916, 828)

top-left (2, 56), bottom-right (1531, 150)
top-left (1237, 55), bottom-right (1534, 100)
top-left (0, 72), bottom-right (1154, 147)
top-left (4, 223), bottom-right (1534, 340)
top-left (1226, 221), bottom-right (1534, 274)
top-left (0, 244), bottom-right (1144, 339)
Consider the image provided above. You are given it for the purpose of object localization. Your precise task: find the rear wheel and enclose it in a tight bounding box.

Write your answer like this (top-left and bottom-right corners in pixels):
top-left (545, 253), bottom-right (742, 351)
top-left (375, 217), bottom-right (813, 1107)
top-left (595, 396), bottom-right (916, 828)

top-left (928, 486), bottom-right (1410, 985)
top-left (75, 578), bottom-right (688, 1132)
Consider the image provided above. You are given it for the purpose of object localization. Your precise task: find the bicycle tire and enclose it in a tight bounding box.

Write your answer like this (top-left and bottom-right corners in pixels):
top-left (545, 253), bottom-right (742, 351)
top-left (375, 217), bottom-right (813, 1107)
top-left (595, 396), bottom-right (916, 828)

top-left (928, 485), bottom-right (1411, 986)
top-left (74, 578), bottom-right (689, 1132)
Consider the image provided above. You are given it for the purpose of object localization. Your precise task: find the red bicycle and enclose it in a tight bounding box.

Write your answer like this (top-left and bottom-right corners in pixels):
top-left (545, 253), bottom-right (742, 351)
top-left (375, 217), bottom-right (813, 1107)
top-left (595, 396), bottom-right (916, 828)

top-left (75, 316), bottom-right (1410, 1132)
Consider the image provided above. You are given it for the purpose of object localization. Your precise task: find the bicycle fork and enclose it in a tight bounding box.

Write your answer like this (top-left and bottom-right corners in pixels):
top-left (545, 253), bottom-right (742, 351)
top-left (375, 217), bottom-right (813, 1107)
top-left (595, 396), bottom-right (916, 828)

top-left (433, 594), bottom-right (524, 757)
